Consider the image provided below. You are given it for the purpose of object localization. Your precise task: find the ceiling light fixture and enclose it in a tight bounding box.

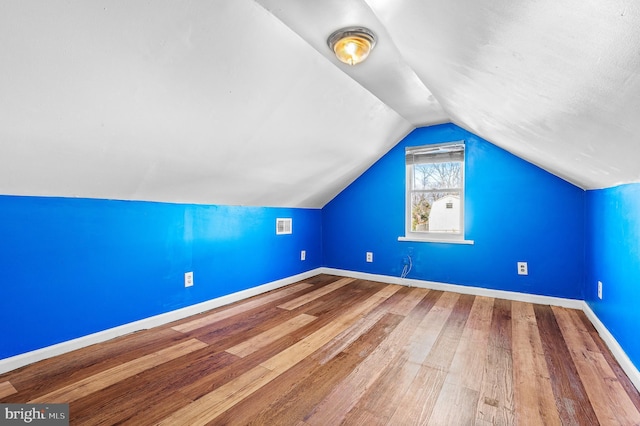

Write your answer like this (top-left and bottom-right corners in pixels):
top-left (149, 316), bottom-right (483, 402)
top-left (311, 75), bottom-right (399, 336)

top-left (327, 27), bottom-right (377, 66)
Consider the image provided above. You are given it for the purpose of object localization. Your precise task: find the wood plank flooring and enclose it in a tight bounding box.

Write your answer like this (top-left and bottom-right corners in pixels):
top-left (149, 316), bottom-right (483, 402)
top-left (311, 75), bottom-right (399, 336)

top-left (2, 274), bottom-right (640, 425)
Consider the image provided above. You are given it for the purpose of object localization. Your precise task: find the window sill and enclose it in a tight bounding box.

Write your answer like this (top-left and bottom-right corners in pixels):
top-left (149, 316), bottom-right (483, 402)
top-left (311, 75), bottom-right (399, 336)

top-left (398, 236), bottom-right (475, 245)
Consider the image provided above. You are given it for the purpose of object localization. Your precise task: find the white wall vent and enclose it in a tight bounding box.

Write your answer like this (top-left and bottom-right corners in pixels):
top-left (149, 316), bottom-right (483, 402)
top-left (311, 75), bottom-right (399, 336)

top-left (276, 218), bottom-right (292, 235)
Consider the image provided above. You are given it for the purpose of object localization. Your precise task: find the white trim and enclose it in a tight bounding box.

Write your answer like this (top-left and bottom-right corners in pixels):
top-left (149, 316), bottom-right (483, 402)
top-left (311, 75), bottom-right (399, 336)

top-left (0, 268), bottom-right (322, 375)
top-left (582, 302), bottom-right (640, 392)
top-left (321, 267), bottom-right (640, 391)
top-left (320, 268), bottom-right (583, 309)
top-left (3, 266), bottom-right (639, 394)
top-left (398, 236), bottom-right (475, 245)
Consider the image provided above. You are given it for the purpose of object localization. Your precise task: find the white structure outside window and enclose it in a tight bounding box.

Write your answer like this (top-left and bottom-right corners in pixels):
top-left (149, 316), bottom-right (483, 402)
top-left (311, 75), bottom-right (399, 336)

top-left (429, 194), bottom-right (461, 232)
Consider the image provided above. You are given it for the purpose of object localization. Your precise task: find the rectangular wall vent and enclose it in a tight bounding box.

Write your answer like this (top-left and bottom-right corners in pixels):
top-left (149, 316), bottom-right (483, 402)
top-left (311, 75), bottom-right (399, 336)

top-left (276, 218), bottom-right (292, 235)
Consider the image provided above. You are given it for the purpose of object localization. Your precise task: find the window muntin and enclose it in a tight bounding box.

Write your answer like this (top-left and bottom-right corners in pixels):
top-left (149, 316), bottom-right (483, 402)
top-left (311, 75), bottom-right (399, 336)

top-left (406, 142), bottom-right (465, 239)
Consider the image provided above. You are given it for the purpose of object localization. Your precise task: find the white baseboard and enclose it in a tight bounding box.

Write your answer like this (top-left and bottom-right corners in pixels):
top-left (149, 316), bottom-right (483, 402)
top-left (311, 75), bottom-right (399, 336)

top-left (320, 268), bottom-right (584, 309)
top-left (321, 267), bottom-right (640, 392)
top-left (4, 267), bottom-right (639, 395)
top-left (0, 268), bottom-right (322, 375)
top-left (582, 302), bottom-right (640, 392)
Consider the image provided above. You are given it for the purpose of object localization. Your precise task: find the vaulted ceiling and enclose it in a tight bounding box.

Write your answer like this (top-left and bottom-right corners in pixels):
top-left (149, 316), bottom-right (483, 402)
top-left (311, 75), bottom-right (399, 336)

top-left (1, 0), bottom-right (639, 208)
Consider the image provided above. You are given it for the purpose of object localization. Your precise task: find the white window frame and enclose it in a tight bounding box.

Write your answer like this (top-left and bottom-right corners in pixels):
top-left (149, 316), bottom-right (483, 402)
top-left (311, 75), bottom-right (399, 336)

top-left (399, 141), bottom-right (473, 245)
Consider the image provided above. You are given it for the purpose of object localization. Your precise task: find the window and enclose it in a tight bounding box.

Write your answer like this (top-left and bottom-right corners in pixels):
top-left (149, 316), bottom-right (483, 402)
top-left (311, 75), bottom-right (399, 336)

top-left (402, 142), bottom-right (470, 243)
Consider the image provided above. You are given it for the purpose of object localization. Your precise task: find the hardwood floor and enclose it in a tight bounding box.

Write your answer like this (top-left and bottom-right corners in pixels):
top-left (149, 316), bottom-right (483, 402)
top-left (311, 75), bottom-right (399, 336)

top-left (2, 274), bottom-right (640, 425)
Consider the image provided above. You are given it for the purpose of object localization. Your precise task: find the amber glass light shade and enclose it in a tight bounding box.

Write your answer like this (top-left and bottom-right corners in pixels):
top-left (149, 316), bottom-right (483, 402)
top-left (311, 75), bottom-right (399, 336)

top-left (327, 27), bottom-right (377, 66)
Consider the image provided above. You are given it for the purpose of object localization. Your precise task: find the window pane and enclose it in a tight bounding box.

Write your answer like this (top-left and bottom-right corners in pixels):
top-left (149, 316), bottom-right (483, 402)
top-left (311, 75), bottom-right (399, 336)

top-left (411, 191), bottom-right (461, 233)
top-left (413, 162), bottom-right (462, 190)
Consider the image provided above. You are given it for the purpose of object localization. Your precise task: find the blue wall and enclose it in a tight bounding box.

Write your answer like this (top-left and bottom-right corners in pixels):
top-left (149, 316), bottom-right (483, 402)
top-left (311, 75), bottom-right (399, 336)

top-left (0, 196), bottom-right (321, 359)
top-left (322, 124), bottom-right (585, 299)
top-left (5, 123), bottom-right (639, 377)
top-left (586, 183), bottom-right (640, 368)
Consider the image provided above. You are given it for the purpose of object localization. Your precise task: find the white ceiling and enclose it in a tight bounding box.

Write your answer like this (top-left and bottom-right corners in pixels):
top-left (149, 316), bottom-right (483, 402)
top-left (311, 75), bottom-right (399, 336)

top-left (1, 0), bottom-right (639, 208)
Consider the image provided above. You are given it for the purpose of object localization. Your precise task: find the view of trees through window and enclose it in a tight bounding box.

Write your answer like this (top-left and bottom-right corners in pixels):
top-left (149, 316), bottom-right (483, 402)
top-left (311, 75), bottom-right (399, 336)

top-left (411, 161), bottom-right (462, 232)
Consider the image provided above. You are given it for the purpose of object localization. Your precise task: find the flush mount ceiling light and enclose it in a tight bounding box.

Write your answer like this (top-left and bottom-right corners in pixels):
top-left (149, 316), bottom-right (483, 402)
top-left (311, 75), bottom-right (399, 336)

top-left (327, 27), bottom-right (377, 66)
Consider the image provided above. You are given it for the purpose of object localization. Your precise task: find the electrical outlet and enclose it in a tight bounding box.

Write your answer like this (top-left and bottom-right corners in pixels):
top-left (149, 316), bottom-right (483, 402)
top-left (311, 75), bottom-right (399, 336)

top-left (301, 250), bottom-right (306, 261)
top-left (366, 252), bottom-right (373, 263)
top-left (598, 281), bottom-right (603, 299)
top-left (184, 271), bottom-right (194, 287)
top-left (517, 262), bottom-right (528, 275)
